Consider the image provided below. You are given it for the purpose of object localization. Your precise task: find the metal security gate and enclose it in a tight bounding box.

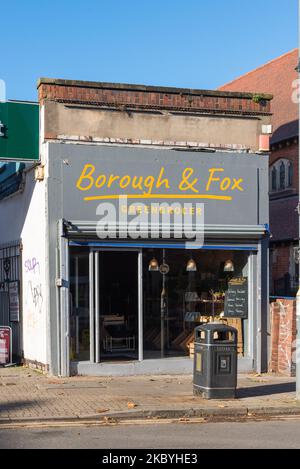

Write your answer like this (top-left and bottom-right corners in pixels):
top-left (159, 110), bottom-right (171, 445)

top-left (0, 240), bottom-right (22, 362)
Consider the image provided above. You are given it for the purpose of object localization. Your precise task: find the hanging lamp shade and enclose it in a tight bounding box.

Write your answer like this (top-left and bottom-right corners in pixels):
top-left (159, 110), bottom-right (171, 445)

top-left (186, 258), bottom-right (197, 272)
top-left (224, 259), bottom-right (234, 272)
top-left (148, 258), bottom-right (159, 271)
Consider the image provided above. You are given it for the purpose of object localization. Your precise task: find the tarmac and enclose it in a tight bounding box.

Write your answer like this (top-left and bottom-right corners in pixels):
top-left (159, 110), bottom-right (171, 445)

top-left (0, 366), bottom-right (299, 425)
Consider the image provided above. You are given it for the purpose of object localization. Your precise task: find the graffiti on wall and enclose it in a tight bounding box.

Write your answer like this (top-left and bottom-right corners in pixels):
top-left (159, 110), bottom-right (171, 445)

top-left (24, 257), bottom-right (43, 331)
top-left (24, 257), bottom-right (40, 275)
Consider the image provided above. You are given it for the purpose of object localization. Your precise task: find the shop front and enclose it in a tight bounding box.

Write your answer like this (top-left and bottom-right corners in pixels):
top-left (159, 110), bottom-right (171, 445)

top-left (46, 142), bottom-right (269, 376)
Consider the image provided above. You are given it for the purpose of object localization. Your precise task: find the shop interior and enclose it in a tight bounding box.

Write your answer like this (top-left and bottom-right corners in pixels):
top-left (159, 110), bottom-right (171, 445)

top-left (69, 247), bottom-right (249, 362)
top-left (143, 248), bottom-right (249, 360)
top-left (99, 251), bottom-right (138, 361)
top-left (69, 249), bottom-right (139, 362)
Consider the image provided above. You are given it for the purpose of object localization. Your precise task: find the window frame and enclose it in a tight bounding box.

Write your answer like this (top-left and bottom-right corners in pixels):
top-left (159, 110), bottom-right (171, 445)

top-left (269, 158), bottom-right (293, 193)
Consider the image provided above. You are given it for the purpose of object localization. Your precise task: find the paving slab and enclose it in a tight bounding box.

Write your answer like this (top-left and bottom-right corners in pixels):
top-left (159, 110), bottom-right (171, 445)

top-left (0, 366), bottom-right (299, 424)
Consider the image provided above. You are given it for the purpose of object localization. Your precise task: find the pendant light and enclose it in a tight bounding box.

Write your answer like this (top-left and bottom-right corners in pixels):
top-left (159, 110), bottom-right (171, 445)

top-left (224, 259), bottom-right (234, 272)
top-left (186, 258), bottom-right (197, 272)
top-left (148, 257), bottom-right (159, 271)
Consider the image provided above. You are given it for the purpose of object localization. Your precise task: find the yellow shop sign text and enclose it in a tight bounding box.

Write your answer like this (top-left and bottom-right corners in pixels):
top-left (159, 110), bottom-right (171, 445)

top-left (76, 164), bottom-right (244, 201)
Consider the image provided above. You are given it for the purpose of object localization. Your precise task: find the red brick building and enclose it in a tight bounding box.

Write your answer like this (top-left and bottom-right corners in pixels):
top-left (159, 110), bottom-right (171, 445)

top-left (220, 49), bottom-right (299, 297)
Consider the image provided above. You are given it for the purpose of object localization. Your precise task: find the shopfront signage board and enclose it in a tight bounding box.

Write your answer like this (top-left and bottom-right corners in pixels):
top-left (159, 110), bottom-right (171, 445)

top-left (0, 102), bottom-right (39, 161)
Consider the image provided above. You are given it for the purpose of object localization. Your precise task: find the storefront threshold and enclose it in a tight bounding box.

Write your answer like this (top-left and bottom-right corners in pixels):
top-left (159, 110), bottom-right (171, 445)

top-left (70, 357), bottom-right (254, 376)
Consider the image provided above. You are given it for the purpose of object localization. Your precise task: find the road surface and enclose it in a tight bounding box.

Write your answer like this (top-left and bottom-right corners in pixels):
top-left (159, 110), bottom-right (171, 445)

top-left (0, 418), bottom-right (300, 449)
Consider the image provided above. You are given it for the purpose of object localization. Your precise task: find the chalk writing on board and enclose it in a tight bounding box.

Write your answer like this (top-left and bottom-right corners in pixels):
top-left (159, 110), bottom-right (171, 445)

top-left (224, 277), bottom-right (248, 319)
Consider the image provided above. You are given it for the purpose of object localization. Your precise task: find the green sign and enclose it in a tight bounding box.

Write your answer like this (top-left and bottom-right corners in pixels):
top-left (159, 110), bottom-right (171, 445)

top-left (0, 101), bottom-right (39, 161)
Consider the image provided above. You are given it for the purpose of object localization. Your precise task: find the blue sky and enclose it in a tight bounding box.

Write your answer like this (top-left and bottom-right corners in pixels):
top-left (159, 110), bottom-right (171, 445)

top-left (1, 0), bottom-right (298, 102)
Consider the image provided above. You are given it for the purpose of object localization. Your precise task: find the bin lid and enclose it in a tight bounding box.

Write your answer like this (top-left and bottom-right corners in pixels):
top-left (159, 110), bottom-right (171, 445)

top-left (194, 322), bottom-right (238, 334)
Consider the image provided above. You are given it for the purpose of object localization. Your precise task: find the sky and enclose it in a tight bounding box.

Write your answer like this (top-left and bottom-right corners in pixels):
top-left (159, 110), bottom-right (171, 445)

top-left (1, 0), bottom-right (298, 102)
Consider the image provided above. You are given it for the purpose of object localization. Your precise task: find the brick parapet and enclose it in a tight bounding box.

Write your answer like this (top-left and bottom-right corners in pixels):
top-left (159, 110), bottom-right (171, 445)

top-left (38, 78), bottom-right (272, 117)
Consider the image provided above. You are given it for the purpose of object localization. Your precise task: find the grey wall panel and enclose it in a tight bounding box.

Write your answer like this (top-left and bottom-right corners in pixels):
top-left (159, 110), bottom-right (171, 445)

top-left (47, 143), bottom-right (269, 228)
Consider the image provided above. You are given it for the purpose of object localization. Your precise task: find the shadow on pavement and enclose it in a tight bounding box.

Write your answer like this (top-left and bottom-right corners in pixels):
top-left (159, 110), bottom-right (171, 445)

top-left (237, 381), bottom-right (296, 398)
top-left (0, 399), bottom-right (49, 412)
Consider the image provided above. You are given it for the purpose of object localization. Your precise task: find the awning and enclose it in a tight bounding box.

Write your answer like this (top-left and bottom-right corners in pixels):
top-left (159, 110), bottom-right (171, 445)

top-left (63, 219), bottom-right (267, 242)
top-left (69, 240), bottom-right (258, 251)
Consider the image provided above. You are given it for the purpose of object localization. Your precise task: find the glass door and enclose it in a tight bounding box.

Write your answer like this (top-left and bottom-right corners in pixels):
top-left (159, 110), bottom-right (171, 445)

top-left (69, 248), bottom-right (90, 361)
top-left (94, 249), bottom-right (142, 363)
top-left (143, 248), bottom-right (189, 359)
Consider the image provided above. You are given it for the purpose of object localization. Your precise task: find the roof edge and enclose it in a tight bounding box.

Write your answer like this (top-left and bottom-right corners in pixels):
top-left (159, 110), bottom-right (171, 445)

top-left (37, 77), bottom-right (273, 100)
top-left (219, 48), bottom-right (298, 90)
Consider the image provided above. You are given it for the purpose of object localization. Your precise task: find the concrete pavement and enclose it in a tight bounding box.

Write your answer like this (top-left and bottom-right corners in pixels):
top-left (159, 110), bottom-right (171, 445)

top-left (0, 366), bottom-right (299, 424)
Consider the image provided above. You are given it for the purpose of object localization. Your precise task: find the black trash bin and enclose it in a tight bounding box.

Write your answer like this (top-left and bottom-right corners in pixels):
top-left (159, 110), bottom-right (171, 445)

top-left (193, 323), bottom-right (237, 399)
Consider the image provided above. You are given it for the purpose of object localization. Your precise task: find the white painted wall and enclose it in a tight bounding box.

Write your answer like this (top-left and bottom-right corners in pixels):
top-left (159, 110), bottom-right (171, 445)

top-left (0, 168), bottom-right (48, 365)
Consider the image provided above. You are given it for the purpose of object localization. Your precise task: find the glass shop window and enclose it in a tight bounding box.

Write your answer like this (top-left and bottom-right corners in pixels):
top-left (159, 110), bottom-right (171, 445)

top-left (143, 249), bottom-right (250, 360)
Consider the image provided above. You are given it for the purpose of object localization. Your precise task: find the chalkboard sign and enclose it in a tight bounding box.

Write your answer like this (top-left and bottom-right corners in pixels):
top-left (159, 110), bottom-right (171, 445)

top-left (224, 277), bottom-right (248, 319)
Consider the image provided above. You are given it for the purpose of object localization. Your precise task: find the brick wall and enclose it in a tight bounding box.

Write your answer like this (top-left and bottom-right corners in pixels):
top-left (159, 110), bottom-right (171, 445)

top-left (270, 299), bottom-right (296, 376)
top-left (269, 141), bottom-right (299, 289)
top-left (219, 49), bottom-right (298, 139)
top-left (219, 50), bottom-right (299, 289)
top-left (38, 79), bottom-right (271, 116)
top-left (271, 245), bottom-right (291, 285)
